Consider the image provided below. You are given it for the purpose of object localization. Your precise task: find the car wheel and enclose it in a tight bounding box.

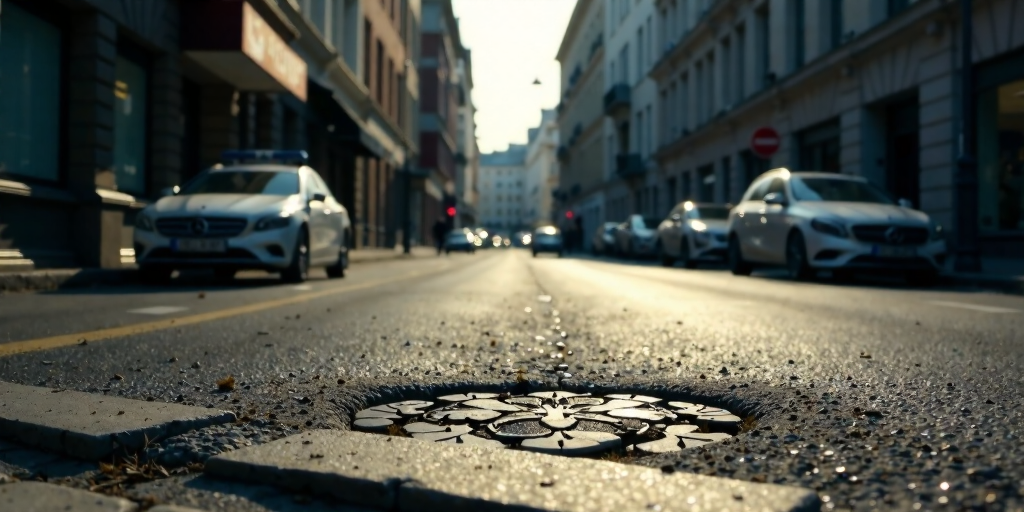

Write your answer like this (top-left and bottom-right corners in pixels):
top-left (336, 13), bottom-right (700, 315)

top-left (727, 235), bottom-right (753, 276)
top-left (557, 250), bottom-right (563, 258)
top-left (906, 270), bottom-right (938, 287)
top-left (532, 251), bottom-right (537, 257)
top-left (139, 265), bottom-right (172, 285)
top-left (659, 240), bottom-right (674, 267)
top-left (326, 249), bottom-right (346, 279)
top-left (282, 230), bottom-right (310, 283)
top-left (628, 240), bottom-right (636, 259)
top-left (679, 237), bottom-right (697, 269)
top-left (785, 231), bottom-right (814, 281)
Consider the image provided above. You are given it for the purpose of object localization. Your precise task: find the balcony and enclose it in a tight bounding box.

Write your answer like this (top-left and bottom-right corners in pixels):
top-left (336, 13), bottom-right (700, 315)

top-left (557, 145), bottom-right (570, 162)
top-left (615, 153), bottom-right (645, 178)
top-left (603, 83), bottom-right (631, 119)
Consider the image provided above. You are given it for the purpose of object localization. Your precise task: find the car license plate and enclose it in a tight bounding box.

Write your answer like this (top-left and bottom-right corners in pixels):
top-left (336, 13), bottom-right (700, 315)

top-left (873, 245), bottom-right (916, 258)
top-left (172, 238), bottom-right (227, 253)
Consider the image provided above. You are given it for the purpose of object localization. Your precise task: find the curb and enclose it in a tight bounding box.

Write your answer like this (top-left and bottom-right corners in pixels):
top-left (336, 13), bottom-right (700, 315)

top-left (942, 273), bottom-right (1024, 295)
top-left (0, 250), bottom-right (427, 294)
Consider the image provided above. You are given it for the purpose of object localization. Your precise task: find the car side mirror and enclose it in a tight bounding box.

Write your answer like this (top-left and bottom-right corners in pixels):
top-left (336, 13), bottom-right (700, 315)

top-left (764, 192), bottom-right (788, 206)
top-left (160, 186), bottom-right (179, 197)
top-left (311, 193), bottom-right (327, 203)
top-left (898, 198), bottom-right (913, 209)
top-left (670, 214), bottom-right (682, 222)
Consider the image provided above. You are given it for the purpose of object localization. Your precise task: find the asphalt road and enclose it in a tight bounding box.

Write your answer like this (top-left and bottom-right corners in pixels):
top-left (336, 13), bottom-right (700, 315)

top-left (1, 249), bottom-right (1023, 511)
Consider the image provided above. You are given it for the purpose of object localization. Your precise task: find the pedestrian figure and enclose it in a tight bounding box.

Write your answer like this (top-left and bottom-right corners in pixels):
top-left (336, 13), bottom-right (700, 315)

top-left (432, 216), bottom-right (448, 256)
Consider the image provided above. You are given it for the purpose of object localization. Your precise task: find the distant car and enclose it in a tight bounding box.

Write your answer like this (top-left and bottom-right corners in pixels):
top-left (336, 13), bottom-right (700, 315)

top-left (657, 202), bottom-right (731, 268)
top-left (134, 150), bottom-right (350, 284)
top-left (726, 169), bottom-right (947, 285)
top-left (445, 229), bottom-right (476, 254)
top-left (532, 226), bottom-right (564, 257)
top-left (592, 222), bottom-right (619, 255)
top-left (473, 228), bottom-right (492, 249)
top-left (613, 215), bottom-right (661, 258)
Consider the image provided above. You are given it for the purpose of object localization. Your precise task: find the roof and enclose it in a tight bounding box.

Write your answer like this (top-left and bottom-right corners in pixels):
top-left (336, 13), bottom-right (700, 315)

top-left (480, 145), bottom-right (527, 166)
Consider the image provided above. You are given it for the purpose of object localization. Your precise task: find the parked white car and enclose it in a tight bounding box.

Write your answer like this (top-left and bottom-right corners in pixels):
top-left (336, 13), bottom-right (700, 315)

top-left (726, 169), bottom-right (947, 285)
top-left (133, 150), bottom-right (351, 284)
top-left (613, 214), bottom-right (661, 258)
top-left (657, 202), bottom-right (731, 268)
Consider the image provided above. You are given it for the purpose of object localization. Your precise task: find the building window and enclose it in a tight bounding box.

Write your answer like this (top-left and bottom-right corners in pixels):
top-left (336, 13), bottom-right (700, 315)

top-left (829, 0), bottom-right (845, 50)
top-left (755, 6), bottom-right (771, 89)
top-left (789, 0), bottom-right (806, 71)
top-left (0, 3), bottom-right (62, 182)
top-left (698, 164), bottom-right (715, 202)
top-left (798, 119), bottom-right (841, 173)
top-left (113, 56), bottom-right (148, 194)
top-left (735, 24), bottom-right (746, 102)
top-left (637, 27), bottom-right (644, 81)
top-left (978, 79), bottom-right (1024, 232)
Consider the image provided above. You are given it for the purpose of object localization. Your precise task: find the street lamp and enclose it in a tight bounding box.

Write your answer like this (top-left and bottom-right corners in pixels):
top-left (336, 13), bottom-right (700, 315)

top-left (954, 0), bottom-right (981, 272)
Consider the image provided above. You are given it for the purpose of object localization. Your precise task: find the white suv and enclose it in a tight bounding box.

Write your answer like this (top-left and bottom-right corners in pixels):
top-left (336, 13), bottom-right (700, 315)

top-left (726, 169), bottom-right (947, 285)
top-left (133, 150), bottom-right (351, 283)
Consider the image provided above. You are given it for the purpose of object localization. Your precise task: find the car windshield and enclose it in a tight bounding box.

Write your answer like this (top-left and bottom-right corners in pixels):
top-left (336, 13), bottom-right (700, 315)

top-left (180, 171), bottom-right (300, 196)
top-left (641, 218), bottom-right (660, 229)
top-left (790, 177), bottom-right (893, 204)
top-left (692, 207), bottom-right (730, 219)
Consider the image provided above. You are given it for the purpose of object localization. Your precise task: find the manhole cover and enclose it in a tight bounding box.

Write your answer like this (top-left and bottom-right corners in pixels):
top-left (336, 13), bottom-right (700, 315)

top-left (352, 391), bottom-right (742, 457)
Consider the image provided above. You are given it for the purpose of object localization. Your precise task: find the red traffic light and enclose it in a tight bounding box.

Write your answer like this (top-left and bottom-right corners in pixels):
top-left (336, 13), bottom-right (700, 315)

top-left (446, 206), bottom-right (456, 217)
top-left (565, 211), bottom-right (574, 219)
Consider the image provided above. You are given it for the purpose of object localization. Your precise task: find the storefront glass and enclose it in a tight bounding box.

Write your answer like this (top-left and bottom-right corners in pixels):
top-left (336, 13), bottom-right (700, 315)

top-left (978, 79), bottom-right (1024, 232)
top-left (0, 4), bottom-right (62, 181)
top-left (113, 56), bottom-right (148, 194)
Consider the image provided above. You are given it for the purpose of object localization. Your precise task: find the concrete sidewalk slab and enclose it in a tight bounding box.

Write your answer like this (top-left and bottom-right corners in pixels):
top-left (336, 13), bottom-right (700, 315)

top-left (0, 481), bottom-right (137, 511)
top-left (205, 430), bottom-right (819, 512)
top-left (0, 382), bottom-right (235, 461)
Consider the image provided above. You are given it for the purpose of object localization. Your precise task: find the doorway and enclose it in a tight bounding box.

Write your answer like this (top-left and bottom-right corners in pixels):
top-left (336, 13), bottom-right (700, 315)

top-left (886, 96), bottom-right (920, 206)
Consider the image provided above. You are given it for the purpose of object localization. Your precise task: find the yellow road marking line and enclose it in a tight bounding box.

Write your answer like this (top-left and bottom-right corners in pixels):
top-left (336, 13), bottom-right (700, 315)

top-left (0, 269), bottom-right (435, 357)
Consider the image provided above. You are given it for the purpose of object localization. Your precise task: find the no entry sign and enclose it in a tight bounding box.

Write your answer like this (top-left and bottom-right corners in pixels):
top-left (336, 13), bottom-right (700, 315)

top-left (750, 127), bottom-right (780, 158)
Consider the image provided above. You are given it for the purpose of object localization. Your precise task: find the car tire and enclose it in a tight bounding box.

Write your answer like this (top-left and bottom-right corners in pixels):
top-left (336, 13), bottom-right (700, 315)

top-left (727, 235), bottom-right (753, 276)
top-left (906, 270), bottom-right (938, 287)
top-left (326, 249), bottom-right (346, 279)
top-left (557, 250), bottom-right (563, 258)
top-left (785, 231), bottom-right (814, 281)
top-left (532, 251), bottom-right (537, 258)
top-left (282, 229), bottom-right (310, 283)
top-left (679, 237), bottom-right (697, 269)
top-left (659, 240), bottom-right (674, 267)
top-left (139, 265), bottom-right (172, 285)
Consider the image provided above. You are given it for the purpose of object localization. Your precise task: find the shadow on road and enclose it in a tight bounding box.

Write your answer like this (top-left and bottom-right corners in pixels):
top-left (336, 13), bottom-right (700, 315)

top-left (38, 271), bottom-right (306, 296)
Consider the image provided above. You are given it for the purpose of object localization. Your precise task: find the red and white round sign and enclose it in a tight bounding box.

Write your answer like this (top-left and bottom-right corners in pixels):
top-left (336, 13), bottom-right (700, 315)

top-left (750, 127), bottom-right (780, 158)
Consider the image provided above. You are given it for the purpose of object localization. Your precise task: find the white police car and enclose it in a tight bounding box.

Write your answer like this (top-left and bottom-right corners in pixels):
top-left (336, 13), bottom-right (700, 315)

top-left (133, 150), bottom-right (351, 283)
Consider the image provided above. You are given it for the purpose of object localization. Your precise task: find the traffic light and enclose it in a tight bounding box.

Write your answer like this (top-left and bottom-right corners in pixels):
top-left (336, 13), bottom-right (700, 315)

top-left (446, 206), bottom-right (456, 217)
top-left (565, 211), bottom-right (574, 219)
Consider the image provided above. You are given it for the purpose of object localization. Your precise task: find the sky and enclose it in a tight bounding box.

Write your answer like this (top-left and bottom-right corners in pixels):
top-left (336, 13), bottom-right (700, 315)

top-left (451, 0), bottom-right (577, 155)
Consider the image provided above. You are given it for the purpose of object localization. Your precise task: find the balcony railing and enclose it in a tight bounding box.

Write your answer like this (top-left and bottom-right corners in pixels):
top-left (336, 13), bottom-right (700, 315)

top-left (615, 153), bottom-right (645, 178)
top-left (603, 83), bottom-right (631, 117)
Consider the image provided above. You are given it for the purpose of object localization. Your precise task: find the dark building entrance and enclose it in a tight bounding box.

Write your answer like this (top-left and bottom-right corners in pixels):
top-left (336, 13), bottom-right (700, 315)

top-left (798, 119), bottom-right (841, 172)
top-left (885, 96), bottom-right (920, 207)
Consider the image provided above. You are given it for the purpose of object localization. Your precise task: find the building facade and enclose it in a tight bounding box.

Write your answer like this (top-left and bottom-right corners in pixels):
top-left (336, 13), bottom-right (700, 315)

top-left (478, 146), bottom-right (528, 230)
top-left (0, 0), bottom-right (425, 272)
top-left (555, 0), bottom-right (607, 249)
top-left (418, 0), bottom-right (463, 240)
top-left (650, 0), bottom-right (1024, 268)
top-left (454, 49), bottom-right (480, 229)
top-left (524, 110), bottom-right (560, 227)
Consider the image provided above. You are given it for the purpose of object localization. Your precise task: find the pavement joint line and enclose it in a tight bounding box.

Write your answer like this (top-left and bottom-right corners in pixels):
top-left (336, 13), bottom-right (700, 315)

top-left (926, 300), bottom-right (1020, 314)
top-left (205, 430), bottom-right (820, 512)
top-left (0, 269), bottom-right (437, 357)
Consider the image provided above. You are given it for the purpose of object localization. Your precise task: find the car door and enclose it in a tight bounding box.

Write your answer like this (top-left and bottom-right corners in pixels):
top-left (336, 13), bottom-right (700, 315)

top-left (303, 170), bottom-right (332, 264)
top-left (760, 177), bottom-right (791, 263)
top-left (734, 178), bottom-right (772, 262)
top-left (310, 170), bottom-right (344, 259)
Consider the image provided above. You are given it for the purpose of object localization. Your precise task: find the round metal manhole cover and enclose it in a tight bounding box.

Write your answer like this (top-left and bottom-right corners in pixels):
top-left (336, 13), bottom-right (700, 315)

top-left (352, 391), bottom-right (742, 457)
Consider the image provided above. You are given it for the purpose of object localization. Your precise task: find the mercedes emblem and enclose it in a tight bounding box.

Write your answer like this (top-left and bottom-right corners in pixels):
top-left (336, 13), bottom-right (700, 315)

top-left (884, 226), bottom-right (904, 244)
top-left (190, 218), bottom-right (209, 235)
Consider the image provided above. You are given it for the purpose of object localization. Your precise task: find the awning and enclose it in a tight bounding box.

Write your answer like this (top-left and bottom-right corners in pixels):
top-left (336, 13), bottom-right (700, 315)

top-left (181, 0), bottom-right (307, 101)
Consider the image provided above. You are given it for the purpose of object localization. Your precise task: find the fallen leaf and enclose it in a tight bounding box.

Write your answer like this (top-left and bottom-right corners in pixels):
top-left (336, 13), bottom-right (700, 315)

top-left (41, 361), bottom-right (54, 366)
top-left (217, 375), bottom-right (236, 392)
top-left (111, 374), bottom-right (124, 381)
top-left (117, 411), bottom-right (125, 415)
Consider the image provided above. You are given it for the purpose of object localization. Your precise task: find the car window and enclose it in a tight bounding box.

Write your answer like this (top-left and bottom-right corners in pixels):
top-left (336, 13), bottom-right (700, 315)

top-left (766, 178), bottom-right (787, 199)
top-left (179, 171), bottom-right (299, 196)
top-left (304, 170), bottom-right (327, 198)
top-left (310, 171), bottom-right (331, 198)
top-left (743, 179), bottom-right (770, 202)
top-left (692, 206), bottom-right (730, 219)
top-left (790, 177), bottom-right (894, 204)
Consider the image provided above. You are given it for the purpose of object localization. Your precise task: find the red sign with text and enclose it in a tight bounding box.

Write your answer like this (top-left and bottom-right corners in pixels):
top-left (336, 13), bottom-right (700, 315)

top-left (750, 127), bottom-right (780, 158)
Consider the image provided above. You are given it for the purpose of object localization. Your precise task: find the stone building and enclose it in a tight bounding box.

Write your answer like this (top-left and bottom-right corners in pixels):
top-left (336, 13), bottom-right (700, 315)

top-left (478, 146), bottom-right (528, 230)
top-left (0, 0), bottom-right (426, 271)
top-left (524, 110), bottom-right (560, 227)
top-left (454, 50), bottom-right (480, 229)
top-left (555, 0), bottom-right (607, 249)
top-left (651, 0), bottom-right (1024, 268)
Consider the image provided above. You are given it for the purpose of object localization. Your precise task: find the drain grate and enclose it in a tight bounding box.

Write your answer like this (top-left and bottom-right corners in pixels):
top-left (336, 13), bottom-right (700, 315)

top-left (352, 391), bottom-right (741, 457)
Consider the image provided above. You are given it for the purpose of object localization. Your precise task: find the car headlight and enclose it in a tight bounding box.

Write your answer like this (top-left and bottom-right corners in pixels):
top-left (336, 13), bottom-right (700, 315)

top-left (930, 223), bottom-right (944, 241)
top-left (810, 218), bottom-right (848, 238)
top-left (135, 213), bottom-right (154, 232)
top-left (690, 220), bottom-right (708, 232)
top-left (255, 214), bottom-right (292, 231)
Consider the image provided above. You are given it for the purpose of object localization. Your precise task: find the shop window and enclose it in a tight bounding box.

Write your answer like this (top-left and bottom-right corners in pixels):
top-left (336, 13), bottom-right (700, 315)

top-left (0, 4), bottom-right (62, 181)
top-left (113, 56), bottom-right (148, 194)
top-left (978, 79), bottom-right (1024, 231)
top-left (798, 119), bottom-right (841, 172)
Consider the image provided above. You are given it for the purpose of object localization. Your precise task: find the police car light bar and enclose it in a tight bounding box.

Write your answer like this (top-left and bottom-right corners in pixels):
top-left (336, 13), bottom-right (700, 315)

top-left (221, 150), bottom-right (309, 164)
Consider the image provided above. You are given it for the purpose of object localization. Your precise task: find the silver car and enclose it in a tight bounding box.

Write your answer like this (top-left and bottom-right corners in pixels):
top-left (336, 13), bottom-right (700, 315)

top-left (134, 150), bottom-right (351, 284)
top-left (591, 222), bottom-right (619, 255)
top-left (656, 202), bottom-right (731, 268)
top-left (613, 215), bottom-right (661, 258)
top-left (726, 169), bottom-right (947, 285)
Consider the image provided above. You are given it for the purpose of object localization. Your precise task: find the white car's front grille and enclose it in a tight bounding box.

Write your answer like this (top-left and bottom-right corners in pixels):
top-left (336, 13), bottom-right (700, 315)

top-left (851, 225), bottom-right (929, 246)
top-left (155, 217), bottom-right (248, 238)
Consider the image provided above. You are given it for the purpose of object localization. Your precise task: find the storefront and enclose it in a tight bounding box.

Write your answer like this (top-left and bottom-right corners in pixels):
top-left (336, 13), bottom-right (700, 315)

top-left (977, 49), bottom-right (1024, 257)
